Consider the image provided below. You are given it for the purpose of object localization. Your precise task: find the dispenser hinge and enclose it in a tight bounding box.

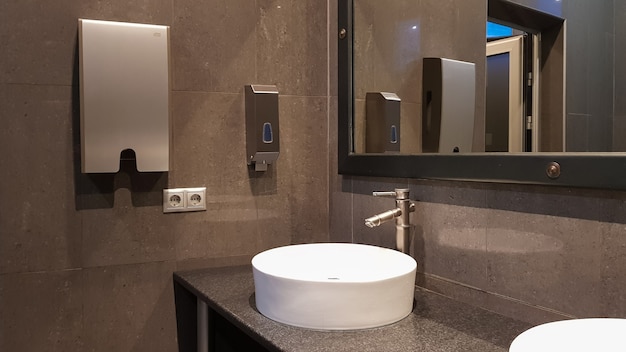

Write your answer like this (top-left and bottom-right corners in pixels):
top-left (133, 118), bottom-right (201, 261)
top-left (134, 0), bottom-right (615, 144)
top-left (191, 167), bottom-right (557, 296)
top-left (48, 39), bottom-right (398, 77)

top-left (526, 115), bottom-right (533, 130)
top-left (527, 72), bottom-right (533, 87)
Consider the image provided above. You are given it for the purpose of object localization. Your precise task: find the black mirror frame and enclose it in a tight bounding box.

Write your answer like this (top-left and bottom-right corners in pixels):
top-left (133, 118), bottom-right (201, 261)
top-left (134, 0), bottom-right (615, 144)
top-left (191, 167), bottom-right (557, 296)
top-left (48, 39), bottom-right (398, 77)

top-left (338, 0), bottom-right (626, 190)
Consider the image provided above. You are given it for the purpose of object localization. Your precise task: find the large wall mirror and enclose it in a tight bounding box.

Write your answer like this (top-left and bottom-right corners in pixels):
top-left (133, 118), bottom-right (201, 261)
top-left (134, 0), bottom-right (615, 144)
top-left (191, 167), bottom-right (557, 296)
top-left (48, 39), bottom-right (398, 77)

top-left (338, 0), bottom-right (626, 189)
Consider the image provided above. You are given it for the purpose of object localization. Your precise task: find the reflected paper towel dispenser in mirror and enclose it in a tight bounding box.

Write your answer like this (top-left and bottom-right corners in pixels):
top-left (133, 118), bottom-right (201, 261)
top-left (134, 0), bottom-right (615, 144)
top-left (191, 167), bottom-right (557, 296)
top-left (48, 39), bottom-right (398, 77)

top-left (79, 19), bottom-right (170, 173)
top-left (245, 85), bottom-right (280, 172)
top-left (422, 58), bottom-right (475, 153)
top-left (365, 92), bottom-right (401, 153)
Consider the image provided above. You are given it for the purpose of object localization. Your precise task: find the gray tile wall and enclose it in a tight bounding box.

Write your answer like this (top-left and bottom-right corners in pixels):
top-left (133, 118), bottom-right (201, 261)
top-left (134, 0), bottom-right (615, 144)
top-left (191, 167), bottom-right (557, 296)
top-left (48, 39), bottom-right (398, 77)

top-left (0, 1), bottom-right (329, 351)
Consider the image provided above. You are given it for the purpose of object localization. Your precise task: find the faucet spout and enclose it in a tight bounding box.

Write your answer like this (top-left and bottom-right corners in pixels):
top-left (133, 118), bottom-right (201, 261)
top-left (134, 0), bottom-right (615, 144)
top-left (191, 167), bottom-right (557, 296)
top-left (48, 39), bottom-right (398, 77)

top-left (365, 188), bottom-right (415, 254)
top-left (364, 208), bottom-right (402, 228)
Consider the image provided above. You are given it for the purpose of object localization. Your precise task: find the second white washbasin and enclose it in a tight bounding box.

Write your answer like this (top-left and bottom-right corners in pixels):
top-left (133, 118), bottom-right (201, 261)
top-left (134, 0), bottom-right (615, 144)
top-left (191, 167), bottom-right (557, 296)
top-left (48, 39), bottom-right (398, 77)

top-left (251, 243), bottom-right (417, 330)
top-left (510, 318), bottom-right (626, 352)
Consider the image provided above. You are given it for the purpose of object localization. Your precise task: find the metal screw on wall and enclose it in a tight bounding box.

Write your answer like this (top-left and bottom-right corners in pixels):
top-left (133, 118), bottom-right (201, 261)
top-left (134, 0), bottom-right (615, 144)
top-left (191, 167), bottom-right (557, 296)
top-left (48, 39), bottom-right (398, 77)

top-left (546, 161), bottom-right (561, 179)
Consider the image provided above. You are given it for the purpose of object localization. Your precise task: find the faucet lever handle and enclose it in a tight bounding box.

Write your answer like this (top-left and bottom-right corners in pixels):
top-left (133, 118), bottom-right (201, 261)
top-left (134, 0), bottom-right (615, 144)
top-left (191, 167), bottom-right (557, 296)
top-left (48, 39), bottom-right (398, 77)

top-left (373, 188), bottom-right (410, 199)
top-left (372, 191), bottom-right (397, 198)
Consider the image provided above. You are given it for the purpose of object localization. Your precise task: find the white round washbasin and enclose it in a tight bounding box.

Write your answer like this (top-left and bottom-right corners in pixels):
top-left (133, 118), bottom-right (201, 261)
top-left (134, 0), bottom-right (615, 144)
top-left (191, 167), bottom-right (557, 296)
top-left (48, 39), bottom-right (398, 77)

top-left (510, 318), bottom-right (626, 352)
top-left (251, 243), bottom-right (417, 330)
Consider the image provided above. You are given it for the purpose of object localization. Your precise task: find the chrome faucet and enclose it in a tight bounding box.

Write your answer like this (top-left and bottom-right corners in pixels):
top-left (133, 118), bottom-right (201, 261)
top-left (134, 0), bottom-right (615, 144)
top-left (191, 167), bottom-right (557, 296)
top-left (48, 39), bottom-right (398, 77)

top-left (365, 188), bottom-right (415, 254)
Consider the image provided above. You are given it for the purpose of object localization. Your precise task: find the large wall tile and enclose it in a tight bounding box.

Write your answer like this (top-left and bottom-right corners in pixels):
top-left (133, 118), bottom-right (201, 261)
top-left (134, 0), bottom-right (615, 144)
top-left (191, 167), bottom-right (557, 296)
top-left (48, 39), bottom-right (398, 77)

top-left (279, 96), bottom-right (329, 243)
top-left (0, 84), bottom-right (81, 273)
top-left (483, 185), bottom-right (605, 317)
top-left (257, 0), bottom-right (328, 96)
top-left (173, 198), bottom-right (261, 261)
top-left (0, 270), bottom-right (83, 351)
top-left (2, 0), bottom-right (79, 85)
top-left (1, 0), bottom-right (172, 86)
top-left (600, 222), bottom-right (626, 317)
top-left (81, 188), bottom-right (175, 267)
top-left (485, 210), bottom-right (602, 317)
top-left (597, 194), bottom-right (626, 317)
top-left (171, 0), bottom-right (257, 92)
top-left (417, 202), bottom-right (489, 289)
top-left (170, 91), bottom-right (241, 188)
top-left (82, 261), bottom-right (178, 352)
top-left (255, 192), bottom-right (293, 251)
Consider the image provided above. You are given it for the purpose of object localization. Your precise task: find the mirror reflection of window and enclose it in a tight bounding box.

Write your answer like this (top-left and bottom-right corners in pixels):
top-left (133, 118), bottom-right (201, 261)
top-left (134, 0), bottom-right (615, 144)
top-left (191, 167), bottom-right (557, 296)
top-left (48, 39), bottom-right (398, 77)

top-left (485, 21), bottom-right (534, 153)
top-left (486, 34), bottom-right (524, 152)
top-left (486, 21), bottom-right (512, 39)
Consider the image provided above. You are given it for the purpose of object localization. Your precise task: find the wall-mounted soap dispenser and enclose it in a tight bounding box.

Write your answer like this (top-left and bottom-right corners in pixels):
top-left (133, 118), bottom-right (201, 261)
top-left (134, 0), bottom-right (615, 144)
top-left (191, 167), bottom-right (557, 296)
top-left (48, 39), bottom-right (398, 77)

top-left (245, 85), bottom-right (280, 171)
top-left (365, 92), bottom-right (401, 153)
top-left (79, 19), bottom-right (170, 173)
top-left (422, 58), bottom-right (475, 153)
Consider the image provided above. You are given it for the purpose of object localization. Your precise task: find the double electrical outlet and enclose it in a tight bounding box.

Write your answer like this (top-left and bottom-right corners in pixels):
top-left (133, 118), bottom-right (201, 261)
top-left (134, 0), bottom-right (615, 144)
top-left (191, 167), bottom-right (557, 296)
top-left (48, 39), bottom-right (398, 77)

top-left (163, 187), bottom-right (206, 213)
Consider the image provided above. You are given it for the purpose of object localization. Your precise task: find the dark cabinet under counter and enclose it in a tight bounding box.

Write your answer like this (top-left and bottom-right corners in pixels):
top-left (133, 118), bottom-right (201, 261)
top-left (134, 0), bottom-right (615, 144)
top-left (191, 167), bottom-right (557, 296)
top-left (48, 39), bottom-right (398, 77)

top-left (173, 265), bottom-right (531, 352)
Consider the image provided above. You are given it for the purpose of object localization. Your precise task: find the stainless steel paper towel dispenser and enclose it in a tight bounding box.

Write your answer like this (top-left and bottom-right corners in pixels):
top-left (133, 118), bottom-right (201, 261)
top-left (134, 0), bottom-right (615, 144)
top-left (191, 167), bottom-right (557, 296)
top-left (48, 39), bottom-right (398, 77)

top-left (79, 19), bottom-right (170, 173)
top-left (245, 85), bottom-right (280, 172)
top-left (422, 58), bottom-right (476, 153)
top-left (365, 92), bottom-right (401, 153)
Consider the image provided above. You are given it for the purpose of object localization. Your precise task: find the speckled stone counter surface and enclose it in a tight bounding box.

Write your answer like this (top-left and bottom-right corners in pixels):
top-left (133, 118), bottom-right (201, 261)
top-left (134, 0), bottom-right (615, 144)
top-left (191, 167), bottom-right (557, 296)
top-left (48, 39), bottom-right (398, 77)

top-left (174, 265), bottom-right (532, 352)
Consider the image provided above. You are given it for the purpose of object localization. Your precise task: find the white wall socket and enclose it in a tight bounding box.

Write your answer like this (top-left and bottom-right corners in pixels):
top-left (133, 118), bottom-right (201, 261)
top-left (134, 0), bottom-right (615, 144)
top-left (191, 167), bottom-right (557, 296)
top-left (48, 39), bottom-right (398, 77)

top-left (163, 187), bottom-right (206, 213)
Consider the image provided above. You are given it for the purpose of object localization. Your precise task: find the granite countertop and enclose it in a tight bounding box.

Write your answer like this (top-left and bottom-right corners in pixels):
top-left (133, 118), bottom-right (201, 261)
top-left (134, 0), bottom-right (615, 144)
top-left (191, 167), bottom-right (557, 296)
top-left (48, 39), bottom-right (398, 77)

top-left (174, 265), bottom-right (532, 352)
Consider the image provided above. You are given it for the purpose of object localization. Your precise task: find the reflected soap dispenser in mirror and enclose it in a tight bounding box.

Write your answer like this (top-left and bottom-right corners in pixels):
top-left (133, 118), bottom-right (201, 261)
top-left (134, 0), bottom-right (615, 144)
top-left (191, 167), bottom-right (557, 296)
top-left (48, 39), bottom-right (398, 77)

top-left (365, 92), bottom-right (401, 154)
top-left (245, 85), bottom-right (280, 172)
